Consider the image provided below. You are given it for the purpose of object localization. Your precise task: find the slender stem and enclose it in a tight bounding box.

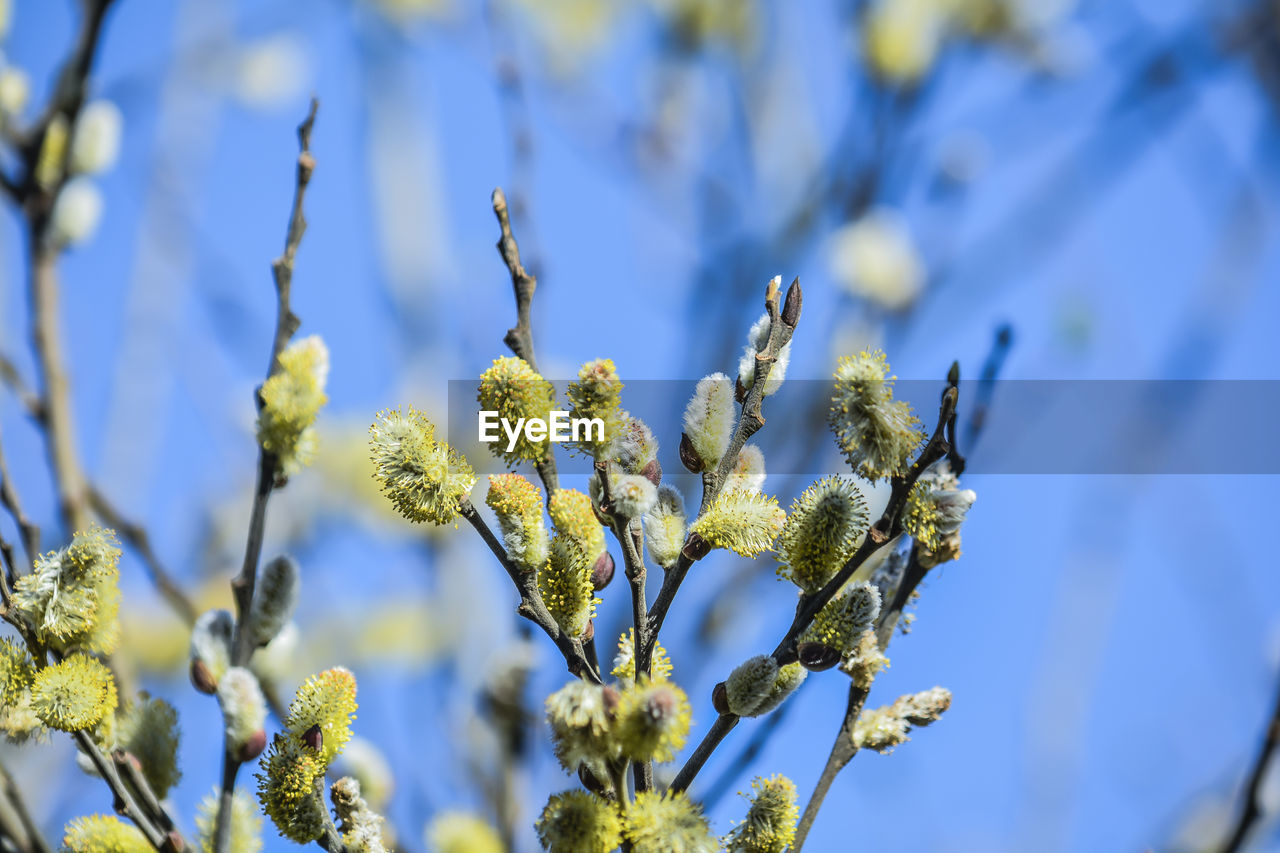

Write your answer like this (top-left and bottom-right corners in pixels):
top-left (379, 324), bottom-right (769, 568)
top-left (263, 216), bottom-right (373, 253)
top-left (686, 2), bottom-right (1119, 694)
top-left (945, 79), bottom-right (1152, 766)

top-left (213, 98), bottom-right (318, 853)
top-left (28, 244), bottom-right (89, 533)
top-left (792, 687), bottom-right (868, 851)
top-left (669, 386), bottom-right (956, 795)
top-left (462, 500), bottom-right (601, 684)
top-left (74, 732), bottom-right (171, 850)
top-left (1220, 672), bottom-right (1280, 853)
top-left (644, 278), bottom-right (799, 662)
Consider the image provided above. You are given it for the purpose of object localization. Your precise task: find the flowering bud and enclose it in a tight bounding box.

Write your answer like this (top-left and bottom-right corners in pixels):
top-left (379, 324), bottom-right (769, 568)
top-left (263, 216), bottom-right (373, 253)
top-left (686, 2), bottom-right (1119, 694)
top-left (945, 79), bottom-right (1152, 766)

top-left (614, 679), bottom-right (692, 763)
top-left (190, 609), bottom-right (233, 692)
top-left (63, 816), bottom-right (151, 853)
top-left (217, 667), bottom-right (267, 761)
top-left (776, 475), bottom-right (870, 593)
top-left (284, 667), bottom-right (357, 766)
top-left (257, 736), bottom-right (328, 843)
top-left (549, 489), bottom-right (606, 563)
top-left (248, 555), bottom-right (301, 647)
top-left (606, 417), bottom-right (659, 476)
top-left (0, 68), bottom-right (30, 122)
top-left (35, 115), bottom-right (68, 188)
top-left (682, 373), bottom-right (735, 471)
top-left (13, 525), bottom-right (122, 655)
top-left (537, 790), bottom-right (623, 853)
top-left (70, 100), bottom-right (123, 175)
top-left (116, 694), bottom-right (181, 800)
top-left (724, 655), bottom-right (778, 717)
top-left (840, 630), bottom-right (889, 689)
top-left (801, 582), bottom-right (881, 658)
top-left (749, 662), bottom-right (807, 717)
top-left (258, 335), bottom-right (329, 475)
top-left (722, 444), bottom-right (765, 495)
top-left (624, 791), bottom-right (716, 853)
top-left (606, 473), bottom-right (658, 519)
top-left (611, 629), bottom-right (673, 684)
top-left (477, 356), bottom-right (556, 464)
top-left (566, 358), bottom-right (625, 458)
top-left (781, 277), bottom-right (803, 328)
top-left (690, 490), bottom-right (784, 558)
top-left (737, 301), bottom-right (792, 397)
top-left (679, 432), bottom-right (702, 473)
top-left (539, 536), bottom-right (598, 640)
top-left (196, 788), bottom-right (261, 853)
top-left (590, 552), bottom-right (615, 590)
top-left (30, 654), bottom-right (116, 732)
top-left (641, 457), bottom-right (662, 487)
top-left (852, 686), bottom-right (952, 753)
top-left (827, 208), bottom-right (925, 311)
top-left (644, 486), bottom-right (687, 569)
top-left (370, 407), bottom-right (475, 525)
top-left (828, 350), bottom-right (924, 481)
top-left (425, 813), bottom-right (505, 853)
top-left (486, 474), bottom-right (549, 573)
top-left (722, 774), bottom-right (799, 853)
top-left (545, 680), bottom-right (619, 775)
top-left (329, 776), bottom-right (388, 853)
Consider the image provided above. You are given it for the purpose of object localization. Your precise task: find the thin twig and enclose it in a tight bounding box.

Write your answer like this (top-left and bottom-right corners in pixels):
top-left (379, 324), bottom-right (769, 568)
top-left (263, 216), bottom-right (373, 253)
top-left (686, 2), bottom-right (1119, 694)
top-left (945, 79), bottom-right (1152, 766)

top-left (669, 386), bottom-right (956, 793)
top-left (73, 731), bottom-right (175, 851)
top-left (461, 500), bottom-right (602, 684)
top-left (491, 187), bottom-right (558, 499)
top-left (213, 97), bottom-right (318, 853)
top-left (1220, 672), bottom-right (1280, 853)
top-left (643, 277), bottom-right (801, 671)
top-left (792, 686), bottom-right (869, 850)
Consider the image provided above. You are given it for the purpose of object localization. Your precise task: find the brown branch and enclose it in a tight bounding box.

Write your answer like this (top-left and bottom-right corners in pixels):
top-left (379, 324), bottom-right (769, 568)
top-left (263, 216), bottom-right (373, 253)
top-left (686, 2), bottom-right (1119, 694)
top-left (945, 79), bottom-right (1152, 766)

top-left (643, 277), bottom-right (801, 670)
top-left (73, 731), bottom-right (179, 852)
top-left (491, 187), bottom-right (558, 499)
top-left (792, 686), bottom-right (869, 851)
top-left (214, 98), bottom-right (318, 853)
top-left (1220, 671), bottom-right (1280, 853)
top-left (461, 500), bottom-right (601, 684)
top-left (668, 386), bottom-right (956, 794)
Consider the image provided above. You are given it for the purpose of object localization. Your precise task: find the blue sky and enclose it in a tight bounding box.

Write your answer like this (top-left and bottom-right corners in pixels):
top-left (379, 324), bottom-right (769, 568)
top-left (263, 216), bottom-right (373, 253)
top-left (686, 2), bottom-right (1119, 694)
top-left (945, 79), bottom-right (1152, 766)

top-left (3, 0), bottom-right (1280, 850)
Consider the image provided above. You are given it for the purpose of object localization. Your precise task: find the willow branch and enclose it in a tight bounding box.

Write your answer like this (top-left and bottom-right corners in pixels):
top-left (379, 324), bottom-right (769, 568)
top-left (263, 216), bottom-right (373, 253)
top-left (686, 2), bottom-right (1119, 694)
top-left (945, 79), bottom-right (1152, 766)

top-left (669, 387), bottom-right (956, 794)
top-left (644, 277), bottom-right (801, 669)
top-left (461, 500), bottom-right (601, 684)
top-left (214, 97), bottom-right (318, 853)
top-left (1220, 672), bottom-right (1280, 853)
top-left (491, 187), bottom-right (558, 499)
top-left (792, 686), bottom-right (869, 851)
top-left (73, 731), bottom-right (178, 852)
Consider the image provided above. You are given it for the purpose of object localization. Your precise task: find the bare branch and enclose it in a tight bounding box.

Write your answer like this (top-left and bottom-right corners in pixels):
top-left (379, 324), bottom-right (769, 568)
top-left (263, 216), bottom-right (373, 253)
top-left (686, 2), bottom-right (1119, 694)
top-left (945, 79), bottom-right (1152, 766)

top-left (1220, 672), bottom-right (1280, 853)
top-left (491, 187), bottom-right (558, 499)
top-left (214, 98), bottom-right (319, 853)
top-left (461, 500), bottom-right (602, 684)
